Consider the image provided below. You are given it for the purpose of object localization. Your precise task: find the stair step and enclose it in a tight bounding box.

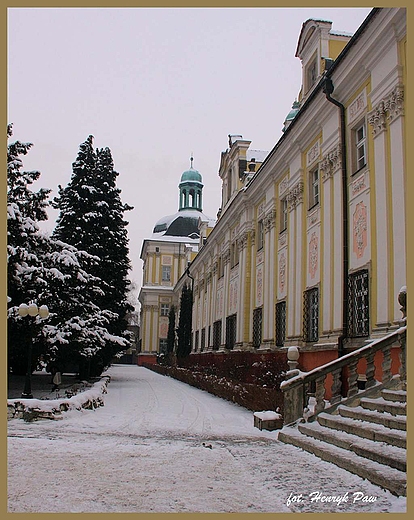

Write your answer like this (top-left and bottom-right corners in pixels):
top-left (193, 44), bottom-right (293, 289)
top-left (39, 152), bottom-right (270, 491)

top-left (298, 421), bottom-right (406, 472)
top-left (317, 413), bottom-right (406, 448)
top-left (360, 397), bottom-right (406, 416)
top-left (278, 427), bottom-right (406, 496)
top-left (338, 405), bottom-right (406, 431)
top-left (381, 389), bottom-right (407, 403)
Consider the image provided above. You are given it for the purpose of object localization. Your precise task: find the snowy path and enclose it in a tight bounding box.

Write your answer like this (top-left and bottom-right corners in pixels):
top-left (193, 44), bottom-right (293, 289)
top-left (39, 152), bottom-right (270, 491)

top-left (7, 365), bottom-right (405, 513)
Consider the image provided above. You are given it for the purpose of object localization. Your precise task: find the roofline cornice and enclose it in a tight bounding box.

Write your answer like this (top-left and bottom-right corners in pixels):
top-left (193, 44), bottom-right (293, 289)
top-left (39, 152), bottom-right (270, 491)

top-left (246, 7), bottom-right (380, 190)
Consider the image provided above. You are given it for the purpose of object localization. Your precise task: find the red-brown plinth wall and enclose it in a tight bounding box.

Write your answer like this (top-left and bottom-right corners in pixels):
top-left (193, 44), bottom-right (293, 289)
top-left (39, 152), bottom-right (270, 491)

top-left (137, 354), bottom-right (157, 366)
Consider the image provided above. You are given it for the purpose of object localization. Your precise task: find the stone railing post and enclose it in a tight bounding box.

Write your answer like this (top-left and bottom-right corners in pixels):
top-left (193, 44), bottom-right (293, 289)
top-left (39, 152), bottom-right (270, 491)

top-left (398, 286), bottom-right (406, 390)
top-left (398, 285), bottom-right (406, 321)
top-left (314, 375), bottom-right (327, 415)
top-left (347, 359), bottom-right (359, 398)
top-left (283, 383), bottom-right (304, 425)
top-left (282, 346), bottom-right (303, 425)
top-left (287, 346), bottom-right (299, 371)
top-left (330, 367), bottom-right (342, 404)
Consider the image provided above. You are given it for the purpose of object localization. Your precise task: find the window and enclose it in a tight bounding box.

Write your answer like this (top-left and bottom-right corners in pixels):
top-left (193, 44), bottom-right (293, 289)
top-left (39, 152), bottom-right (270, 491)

top-left (194, 330), bottom-right (199, 352)
top-left (353, 122), bottom-right (367, 174)
top-left (306, 57), bottom-right (318, 91)
top-left (160, 303), bottom-right (169, 316)
top-left (213, 320), bottom-right (222, 350)
top-left (225, 314), bottom-right (237, 350)
top-left (227, 168), bottom-right (233, 202)
top-left (280, 198), bottom-right (288, 232)
top-left (252, 307), bottom-right (263, 348)
top-left (218, 253), bottom-right (225, 278)
top-left (159, 339), bottom-right (168, 355)
top-left (275, 301), bottom-right (286, 347)
top-left (303, 287), bottom-right (319, 342)
top-left (257, 220), bottom-right (264, 250)
top-left (348, 269), bottom-right (369, 337)
top-left (201, 328), bottom-right (206, 351)
top-left (309, 167), bottom-right (319, 209)
top-left (231, 241), bottom-right (239, 268)
top-left (162, 265), bottom-right (171, 282)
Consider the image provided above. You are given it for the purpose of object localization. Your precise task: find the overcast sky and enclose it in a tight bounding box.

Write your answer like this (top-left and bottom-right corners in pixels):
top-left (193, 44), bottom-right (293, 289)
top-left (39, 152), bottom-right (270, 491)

top-left (8, 7), bottom-right (372, 307)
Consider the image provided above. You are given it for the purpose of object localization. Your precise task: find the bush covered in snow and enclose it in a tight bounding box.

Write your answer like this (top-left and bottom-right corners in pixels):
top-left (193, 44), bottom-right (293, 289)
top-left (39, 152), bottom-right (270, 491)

top-left (144, 354), bottom-right (285, 413)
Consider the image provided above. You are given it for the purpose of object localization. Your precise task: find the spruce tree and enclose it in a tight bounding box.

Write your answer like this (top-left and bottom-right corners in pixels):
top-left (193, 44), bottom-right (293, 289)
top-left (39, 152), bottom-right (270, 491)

top-left (176, 285), bottom-right (193, 359)
top-left (166, 305), bottom-right (176, 359)
top-left (95, 146), bottom-right (134, 335)
top-left (39, 237), bottom-right (130, 377)
top-left (52, 136), bottom-right (134, 374)
top-left (7, 127), bottom-right (129, 378)
top-left (7, 124), bottom-right (51, 374)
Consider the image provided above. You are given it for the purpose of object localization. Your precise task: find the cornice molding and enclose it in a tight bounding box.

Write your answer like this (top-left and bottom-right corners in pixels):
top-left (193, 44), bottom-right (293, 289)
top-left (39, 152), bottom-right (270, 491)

top-left (320, 144), bottom-right (342, 182)
top-left (368, 84), bottom-right (404, 136)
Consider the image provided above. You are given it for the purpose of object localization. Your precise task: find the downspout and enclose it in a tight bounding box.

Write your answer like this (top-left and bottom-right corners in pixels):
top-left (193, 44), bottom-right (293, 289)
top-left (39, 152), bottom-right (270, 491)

top-left (186, 266), bottom-right (195, 299)
top-left (323, 76), bottom-right (349, 356)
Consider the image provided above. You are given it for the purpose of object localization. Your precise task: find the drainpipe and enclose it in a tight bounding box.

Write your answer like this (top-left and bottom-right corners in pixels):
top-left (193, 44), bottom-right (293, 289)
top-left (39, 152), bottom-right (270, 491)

top-left (323, 76), bottom-right (349, 356)
top-left (186, 266), bottom-right (194, 300)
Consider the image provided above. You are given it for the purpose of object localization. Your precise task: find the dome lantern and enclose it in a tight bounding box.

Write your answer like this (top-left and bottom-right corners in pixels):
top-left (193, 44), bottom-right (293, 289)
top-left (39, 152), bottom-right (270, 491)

top-left (179, 155), bottom-right (203, 211)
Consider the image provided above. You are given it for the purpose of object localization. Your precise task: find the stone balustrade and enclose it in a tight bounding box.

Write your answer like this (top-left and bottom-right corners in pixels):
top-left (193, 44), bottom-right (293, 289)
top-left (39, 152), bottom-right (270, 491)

top-left (281, 288), bottom-right (407, 425)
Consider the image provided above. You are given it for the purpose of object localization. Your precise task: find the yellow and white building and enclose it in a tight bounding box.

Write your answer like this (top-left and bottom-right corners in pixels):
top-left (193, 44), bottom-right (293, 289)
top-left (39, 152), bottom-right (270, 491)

top-left (140, 8), bottom-right (406, 371)
top-left (137, 159), bottom-right (217, 364)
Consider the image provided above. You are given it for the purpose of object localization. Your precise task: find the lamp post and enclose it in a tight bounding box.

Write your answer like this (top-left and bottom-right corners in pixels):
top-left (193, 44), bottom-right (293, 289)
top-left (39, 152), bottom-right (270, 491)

top-left (18, 302), bottom-right (49, 399)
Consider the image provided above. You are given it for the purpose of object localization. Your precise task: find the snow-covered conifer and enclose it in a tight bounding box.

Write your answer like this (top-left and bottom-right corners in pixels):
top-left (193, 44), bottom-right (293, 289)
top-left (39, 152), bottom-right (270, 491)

top-left (176, 285), bottom-right (193, 359)
top-left (7, 124), bottom-right (51, 374)
top-left (52, 136), bottom-right (133, 374)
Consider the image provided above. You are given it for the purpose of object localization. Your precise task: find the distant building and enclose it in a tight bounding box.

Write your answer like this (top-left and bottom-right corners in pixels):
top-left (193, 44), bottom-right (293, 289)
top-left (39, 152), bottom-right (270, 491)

top-left (140, 8), bottom-right (406, 374)
top-left (137, 158), bottom-right (216, 364)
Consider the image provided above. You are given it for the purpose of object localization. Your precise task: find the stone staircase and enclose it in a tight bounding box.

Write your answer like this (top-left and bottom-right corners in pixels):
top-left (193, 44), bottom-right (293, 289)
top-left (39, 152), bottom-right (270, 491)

top-left (278, 386), bottom-right (407, 496)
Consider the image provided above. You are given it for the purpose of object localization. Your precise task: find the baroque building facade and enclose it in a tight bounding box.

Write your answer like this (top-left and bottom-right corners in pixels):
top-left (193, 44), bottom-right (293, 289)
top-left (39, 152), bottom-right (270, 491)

top-left (139, 8), bottom-right (406, 372)
top-left (137, 160), bottom-right (217, 364)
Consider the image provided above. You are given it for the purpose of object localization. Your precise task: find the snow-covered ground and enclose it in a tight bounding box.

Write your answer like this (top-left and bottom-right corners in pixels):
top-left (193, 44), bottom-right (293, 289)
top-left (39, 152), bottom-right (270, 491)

top-left (7, 364), bottom-right (406, 513)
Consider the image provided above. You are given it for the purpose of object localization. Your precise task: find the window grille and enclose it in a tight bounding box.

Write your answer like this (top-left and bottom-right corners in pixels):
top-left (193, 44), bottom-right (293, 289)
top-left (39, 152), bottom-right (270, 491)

top-left (213, 320), bottom-right (222, 350)
top-left (348, 269), bottom-right (369, 337)
top-left (159, 339), bottom-right (168, 355)
top-left (201, 328), bottom-right (206, 351)
top-left (252, 307), bottom-right (263, 348)
top-left (225, 314), bottom-right (237, 350)
top-left (303, 287), bottom-right (319, 342)
top-left (275, 301), bottom-right (286, 347)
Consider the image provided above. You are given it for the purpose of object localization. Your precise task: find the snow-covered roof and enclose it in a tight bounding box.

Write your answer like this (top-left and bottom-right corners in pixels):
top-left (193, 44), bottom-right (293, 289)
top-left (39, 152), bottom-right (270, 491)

top-left (152, 209), bottom-right (214, 238)
top-left (247, 149), bottom-right (269, 163)
top-left (330, 30), bottom-right (353, 37)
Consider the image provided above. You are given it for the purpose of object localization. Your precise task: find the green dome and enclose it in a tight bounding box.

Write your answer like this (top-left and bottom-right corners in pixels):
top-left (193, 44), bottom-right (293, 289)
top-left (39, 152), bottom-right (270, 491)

top-left (285, 100), bottom-right (300, 122)
top-left (180, 167), bottom-right (202, 183)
